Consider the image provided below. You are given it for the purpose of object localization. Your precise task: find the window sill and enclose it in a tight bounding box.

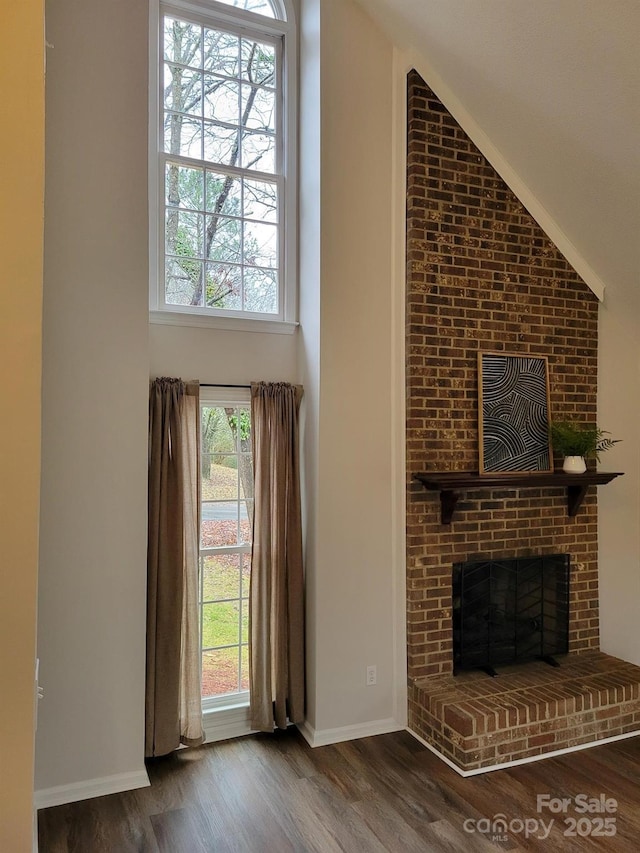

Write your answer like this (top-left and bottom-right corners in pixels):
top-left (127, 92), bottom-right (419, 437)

top-left (202, 699), bottom-right (254, 744)
top-left (150, 309), bottom-right (298, 335)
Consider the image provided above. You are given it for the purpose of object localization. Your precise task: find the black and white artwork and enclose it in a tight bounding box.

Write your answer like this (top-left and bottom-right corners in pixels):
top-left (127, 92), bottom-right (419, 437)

top-left (478, 353), bottom-right (553, 474)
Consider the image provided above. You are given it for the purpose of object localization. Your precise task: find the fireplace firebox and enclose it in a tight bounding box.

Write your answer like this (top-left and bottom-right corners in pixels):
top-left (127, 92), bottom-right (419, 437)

top-left (452, 555), bottom-right (570, 675)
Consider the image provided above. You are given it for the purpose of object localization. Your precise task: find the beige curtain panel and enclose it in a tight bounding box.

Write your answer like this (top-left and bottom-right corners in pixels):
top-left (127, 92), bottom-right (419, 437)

top-left (250, 381), bottom-right (305, 732)
top-left (146, 378), bottom-right (204, 757)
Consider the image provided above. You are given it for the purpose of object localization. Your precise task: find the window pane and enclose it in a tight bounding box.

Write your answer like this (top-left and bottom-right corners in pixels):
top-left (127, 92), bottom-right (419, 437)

top-left (241, 84), bottom-right (275, 132)
top-left (202, 601), bottom-right (241, 648)
top-left (206, 215), bottom-right (242, 264)
top-left (166, 163), bottom-right (204, 210)
top-left (164, 17), bottom-right (202, 66)
top-left (243, 178), bottom-right (277, 222)
top-left (240, 552), bottom-right (251, 598)
top-left (165, 257), bottom-right (203, 306)
top-left (203, 122), bottom-right (238, 166)
top-left (164, 113), bottom-right (202, 159)
top-left (244, 220), bottom-right (277, 267)
top-left (239, 514), bottom-right (251, 545)
top-left (199, 400), bottom-right (252, 703)
top-left (204, 77), bottom-right (239, 125)
top-left (202, 453), bottom-right (239, 501)
top-left (241, 39), bottom-right (276, 84)
top-left (202, 648), bottom-right (239, 697)
top-left (243, 268), bottom-right (277, 313)
top-left (215, 0), bottom-right (277, 19)
top-left (227, 409), bottom-right (252, 452)
top-left (164, 64), bottom-right (202, 116)
top-left (241, 131), bottom-right (275, 172)
top-left (202, 408), bottom-right (234, 452)
top-left (241, 599), bottom-right (249, 644)
top-left (241, 497), bottom-right (254, 529)
top-left (201, 501), bottom-right (248, 547)
top-left (205, 262), bottom-right (242, 309)
top-left (166, 210), bottom-right (203, 258)
top-left (160, 13), bottom-right (285, 322)
top-left (205, 172), bottom-right (241, 216)
top-left (203, 28), bottom-right (240, 75)
top-left (240, 645), bottom-right (249, 691)
top-left (202, 553), bottom-right (241, 602)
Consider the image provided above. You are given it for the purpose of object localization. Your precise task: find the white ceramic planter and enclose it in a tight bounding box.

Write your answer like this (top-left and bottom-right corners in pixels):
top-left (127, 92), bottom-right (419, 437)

top-left (562, 455), bottom-right (587, 474)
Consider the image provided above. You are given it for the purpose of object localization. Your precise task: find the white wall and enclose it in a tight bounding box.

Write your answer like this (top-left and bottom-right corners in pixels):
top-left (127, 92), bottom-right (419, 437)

top-left (298, 0), bottom-right (322, 732)
top-left (36, 0), bottom-right (150, 795)
top-left (0, 1), bottom-right (44, 848)
top-left (598, 288), bottom-right (640, 664)
top-left (300, 0), bottom-right (403, 741)
top-left (150, 324), bottom-right (298, 384)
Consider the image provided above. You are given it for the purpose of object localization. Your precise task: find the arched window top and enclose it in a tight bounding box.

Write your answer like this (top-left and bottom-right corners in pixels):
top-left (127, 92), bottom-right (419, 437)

top-left (213, 0), bottom-right (287, 21)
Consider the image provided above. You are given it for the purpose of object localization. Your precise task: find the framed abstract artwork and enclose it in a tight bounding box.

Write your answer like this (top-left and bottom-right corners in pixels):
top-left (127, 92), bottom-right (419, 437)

top-left (478, 352), bottom-right (553, 475)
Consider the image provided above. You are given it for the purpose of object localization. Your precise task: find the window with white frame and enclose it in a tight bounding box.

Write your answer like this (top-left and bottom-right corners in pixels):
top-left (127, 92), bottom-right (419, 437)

top-left (199, 388), bottom-right (253, 704)
top-left (151, 0), bottom-right (296, 326)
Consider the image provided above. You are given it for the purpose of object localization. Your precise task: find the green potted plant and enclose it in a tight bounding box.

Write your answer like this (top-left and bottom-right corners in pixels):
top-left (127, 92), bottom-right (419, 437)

top-left (549, 421), bottom-right (620, 473)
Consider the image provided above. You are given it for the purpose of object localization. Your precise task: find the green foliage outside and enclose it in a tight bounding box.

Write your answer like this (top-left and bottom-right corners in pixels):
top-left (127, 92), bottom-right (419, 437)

top-left (227, 410), bottom-right (251, 442)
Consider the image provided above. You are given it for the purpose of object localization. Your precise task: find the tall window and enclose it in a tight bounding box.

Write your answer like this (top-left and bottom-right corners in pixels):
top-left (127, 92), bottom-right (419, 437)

top-left (151, 0), bottom-right (296, 326)
top-left (199, 390), bottom-right (253, 704)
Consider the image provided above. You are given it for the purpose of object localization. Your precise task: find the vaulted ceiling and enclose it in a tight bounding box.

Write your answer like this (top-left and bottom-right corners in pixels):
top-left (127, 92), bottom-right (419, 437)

top-left (360, 0), bottom-right (640, 297)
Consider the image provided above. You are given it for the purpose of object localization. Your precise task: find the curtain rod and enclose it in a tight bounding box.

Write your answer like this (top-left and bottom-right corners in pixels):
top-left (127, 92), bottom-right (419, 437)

top-left (200, 383), bottom-right (251, 389)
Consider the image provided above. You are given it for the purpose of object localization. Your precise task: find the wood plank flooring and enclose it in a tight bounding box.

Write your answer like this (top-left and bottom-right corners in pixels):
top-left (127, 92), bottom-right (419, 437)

top-left (38, 729), bottom-right (640, 852)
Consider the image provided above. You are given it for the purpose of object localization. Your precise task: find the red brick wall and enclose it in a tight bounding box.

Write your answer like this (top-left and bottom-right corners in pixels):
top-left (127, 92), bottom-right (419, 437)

top-left (406, 70), bottom-right (600, 682)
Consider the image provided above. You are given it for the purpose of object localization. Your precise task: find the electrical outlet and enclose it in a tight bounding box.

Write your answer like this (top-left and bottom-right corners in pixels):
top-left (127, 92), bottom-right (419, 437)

top-left (366, 665), bottom-right (377, 686)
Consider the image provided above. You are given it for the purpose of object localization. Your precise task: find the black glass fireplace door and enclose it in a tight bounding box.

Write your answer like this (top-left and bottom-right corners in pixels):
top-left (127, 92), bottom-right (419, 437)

top-left (452, 555), bottom-right (570, 674)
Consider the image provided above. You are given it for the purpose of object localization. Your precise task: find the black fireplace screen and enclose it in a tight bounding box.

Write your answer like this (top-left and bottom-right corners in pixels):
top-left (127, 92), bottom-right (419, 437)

top-left (452, 554), bottom-right (570, 673)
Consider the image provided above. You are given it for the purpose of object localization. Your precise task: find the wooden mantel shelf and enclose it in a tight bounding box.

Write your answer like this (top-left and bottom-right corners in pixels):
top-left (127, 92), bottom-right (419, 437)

top-left (413, 471), bottom-right (624, 524)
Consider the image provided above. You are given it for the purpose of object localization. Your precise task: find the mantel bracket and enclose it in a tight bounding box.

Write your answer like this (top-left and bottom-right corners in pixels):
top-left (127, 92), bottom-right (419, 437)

top-left (567, 484), bottom-right (589, 517)
top-left (440, 490), bottom-right (459, 525)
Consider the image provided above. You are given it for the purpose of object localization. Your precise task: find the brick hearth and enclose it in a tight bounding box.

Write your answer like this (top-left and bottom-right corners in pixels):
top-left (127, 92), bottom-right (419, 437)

top-left (410, 652), bottom-right (640, 773)
top-left (405, 69), bottom-right (638, 771)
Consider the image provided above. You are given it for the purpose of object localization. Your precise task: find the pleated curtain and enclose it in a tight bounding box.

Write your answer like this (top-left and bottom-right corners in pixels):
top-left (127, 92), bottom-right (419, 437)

top-left (249, 381), bottom-right (305, 732)
top-left (146, 378), bottom-right (204, 757)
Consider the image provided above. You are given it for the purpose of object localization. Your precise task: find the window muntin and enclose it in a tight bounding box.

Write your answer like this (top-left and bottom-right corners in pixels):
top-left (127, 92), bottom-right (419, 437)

top-left (199, 397), bottom-right (253, 702)
top-left (157, 4), bottom-right (290, 320)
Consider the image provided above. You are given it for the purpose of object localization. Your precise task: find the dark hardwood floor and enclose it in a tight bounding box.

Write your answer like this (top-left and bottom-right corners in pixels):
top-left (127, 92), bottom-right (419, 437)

top-left (38, 729), bottom-right (640, 852)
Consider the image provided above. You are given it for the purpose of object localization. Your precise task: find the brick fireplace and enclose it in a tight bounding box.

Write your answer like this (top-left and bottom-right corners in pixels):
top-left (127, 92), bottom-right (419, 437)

top-left (405, 70), bottom-right (640, 772)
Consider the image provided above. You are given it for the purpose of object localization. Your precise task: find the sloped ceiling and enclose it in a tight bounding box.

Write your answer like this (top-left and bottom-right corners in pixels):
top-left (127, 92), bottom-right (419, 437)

top-left (360, 0), bottom-right (640, 295)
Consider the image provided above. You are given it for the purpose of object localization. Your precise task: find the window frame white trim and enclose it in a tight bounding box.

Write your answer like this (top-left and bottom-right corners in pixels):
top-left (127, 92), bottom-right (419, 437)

top-left (149, 0), bottom-right (298, 327)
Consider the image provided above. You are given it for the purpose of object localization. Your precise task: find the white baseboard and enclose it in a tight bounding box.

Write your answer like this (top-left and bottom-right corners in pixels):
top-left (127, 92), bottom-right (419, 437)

top-left (298, 717), bottom-right (402, 748)
top-left (407, 726), bottom-right (640, 777)
top-left (35, 769), bottom-right (150, 810)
